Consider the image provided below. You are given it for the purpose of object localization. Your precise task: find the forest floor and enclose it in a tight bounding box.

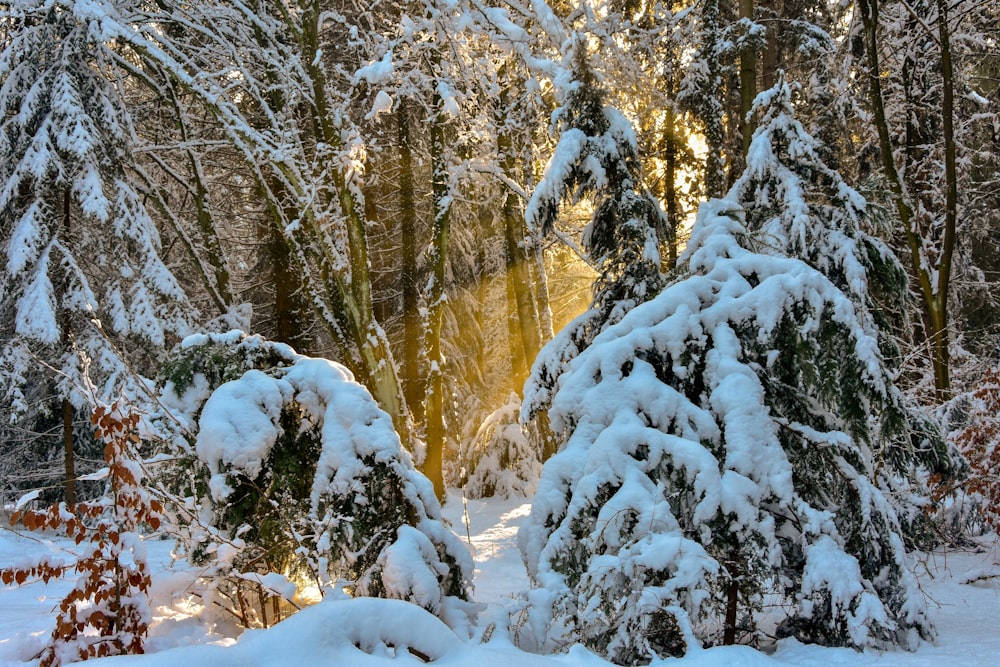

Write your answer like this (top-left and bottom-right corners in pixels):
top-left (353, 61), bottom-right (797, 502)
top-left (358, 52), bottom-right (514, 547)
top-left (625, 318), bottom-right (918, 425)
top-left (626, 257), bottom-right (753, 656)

top-left (1, 492), bottom-right (999, 666)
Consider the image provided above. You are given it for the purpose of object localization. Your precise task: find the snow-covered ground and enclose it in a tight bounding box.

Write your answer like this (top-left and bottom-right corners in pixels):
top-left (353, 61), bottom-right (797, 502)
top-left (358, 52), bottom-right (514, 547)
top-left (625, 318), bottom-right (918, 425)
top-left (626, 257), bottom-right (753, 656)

top-left (1, 493), bottom-right (998, 666)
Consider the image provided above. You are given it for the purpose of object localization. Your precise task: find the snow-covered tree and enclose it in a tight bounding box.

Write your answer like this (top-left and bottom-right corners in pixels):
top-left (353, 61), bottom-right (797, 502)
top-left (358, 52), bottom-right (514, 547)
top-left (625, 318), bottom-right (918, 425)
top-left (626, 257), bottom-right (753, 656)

top-left (460, 393), bottom-right (542, 499)
top-left (518, 80), bottom-right (946, 662)
top-left (522, 36), bottom-right (667, 422)
top-left (154, 332), bottom-right (473, 627)
top-left (732, 78), bottom-right (962, 539)
top-left (0, 1), bottom-right (190, 500)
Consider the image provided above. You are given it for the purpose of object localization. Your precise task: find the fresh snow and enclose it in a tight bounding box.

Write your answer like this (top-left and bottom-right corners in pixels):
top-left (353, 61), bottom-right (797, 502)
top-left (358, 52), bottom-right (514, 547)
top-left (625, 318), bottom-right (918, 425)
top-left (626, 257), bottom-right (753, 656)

top-left (1, 496), bottom-right (998, 666)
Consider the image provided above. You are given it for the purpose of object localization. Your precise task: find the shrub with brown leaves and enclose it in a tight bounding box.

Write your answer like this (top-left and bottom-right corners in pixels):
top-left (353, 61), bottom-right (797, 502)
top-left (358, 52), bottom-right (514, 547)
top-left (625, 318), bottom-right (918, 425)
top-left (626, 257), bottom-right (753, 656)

top-left (2, 403), bottom-right (161, 666)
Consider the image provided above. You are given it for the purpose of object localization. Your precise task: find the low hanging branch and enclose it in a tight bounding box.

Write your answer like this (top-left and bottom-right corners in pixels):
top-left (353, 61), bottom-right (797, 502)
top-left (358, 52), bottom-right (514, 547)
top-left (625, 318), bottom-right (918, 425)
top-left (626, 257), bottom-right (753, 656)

top-left (2, 403), bottom-right (161, 667)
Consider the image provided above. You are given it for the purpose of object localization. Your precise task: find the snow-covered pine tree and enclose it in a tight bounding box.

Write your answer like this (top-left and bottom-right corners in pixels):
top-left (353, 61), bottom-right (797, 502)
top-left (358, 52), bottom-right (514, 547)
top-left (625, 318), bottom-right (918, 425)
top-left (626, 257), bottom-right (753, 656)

top-left (0, 2), bottom-right (189, 482)
top-left (460, 393), bottom-right (542, 500)
top-left (518, 79), bottom-right (940, 662)
top-left (522, 35), bottom-right (667, 421)
top-left (154, 332), bottom-right (473, 628)
top-left (730, 77), bottom-right (963, 543)
top-left (728, 75), bottom-right (960, 639)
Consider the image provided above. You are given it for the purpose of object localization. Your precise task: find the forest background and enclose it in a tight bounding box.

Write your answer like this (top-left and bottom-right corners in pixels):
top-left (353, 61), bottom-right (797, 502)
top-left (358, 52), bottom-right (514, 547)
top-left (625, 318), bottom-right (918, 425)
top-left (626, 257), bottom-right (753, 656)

top-left (0, 0), bottom-right (999, 664)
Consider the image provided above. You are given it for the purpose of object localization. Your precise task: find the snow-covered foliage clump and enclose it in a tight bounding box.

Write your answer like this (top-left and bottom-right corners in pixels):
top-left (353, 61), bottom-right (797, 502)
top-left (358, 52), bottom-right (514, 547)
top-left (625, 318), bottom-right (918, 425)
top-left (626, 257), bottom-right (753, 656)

top-left (519, 80), bottom-right (950, 663)
top-left (461, 393), bottom-right (542, 499)
top-left (155, 332), bottom-right (472, 626)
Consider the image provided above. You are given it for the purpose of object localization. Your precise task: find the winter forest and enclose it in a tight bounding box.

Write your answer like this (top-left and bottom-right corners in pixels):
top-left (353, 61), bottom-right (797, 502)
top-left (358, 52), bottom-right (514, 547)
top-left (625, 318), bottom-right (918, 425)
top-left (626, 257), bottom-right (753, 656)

top-left (0, 0), bottom-right (998, 665)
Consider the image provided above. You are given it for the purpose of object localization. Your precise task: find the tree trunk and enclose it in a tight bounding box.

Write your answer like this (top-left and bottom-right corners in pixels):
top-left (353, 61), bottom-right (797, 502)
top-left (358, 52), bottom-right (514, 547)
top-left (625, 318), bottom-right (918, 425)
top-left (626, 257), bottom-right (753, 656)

top-left (933, 0), bottom-right (957, 397)
top-left (189, 140), bottom-right (232, 315)
top-left (857, 0), bottom-right (954, 397)
top-left (505, 260), bottom-right (529, 393)
top-left (702, 0), bottom-right (727, 198)
top-left (738, 0), bottom-right (757, 159)
top-left (723, 561), bottom-right (740, 645)
top-left (398, 99), bottom-right (425, 424)
top-left (760, 0), bottom-right (780, 90)
top-left (61, 188), bottom-right (76, 507)
top-left (423, 61), bottom-right (451, 501)
top-left (502, 184), bottom-right (542, 393)
top-left (62, 399), bottom-right (76, 507)
top-left (269, 220), bottom-right (306, 349)
top-left (662, 72), bottom-right (680, 270)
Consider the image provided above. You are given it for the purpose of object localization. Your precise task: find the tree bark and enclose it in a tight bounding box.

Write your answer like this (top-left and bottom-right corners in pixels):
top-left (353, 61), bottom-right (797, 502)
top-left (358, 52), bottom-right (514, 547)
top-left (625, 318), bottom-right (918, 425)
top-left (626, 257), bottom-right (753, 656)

top-left (738, 0), bottom-right (757, 159)
top-left (662, 71), bottom-right (680, 270)
top-left (702, 0), bottom-right (727, 198)
top-left (397, 100), bottom-right (426, 425)
top-left (934, 0), bottom-right (957, 396)
top-left (62, 399), bottom-right (76, 507)
top-left (423, 57), bottom-right (451, 501)
top-left (502, 177), bottom-right (542, 393)
top-left (61, 188), bottom-right (76, 507)
top-left (723, 561), bottom-right (740, 645)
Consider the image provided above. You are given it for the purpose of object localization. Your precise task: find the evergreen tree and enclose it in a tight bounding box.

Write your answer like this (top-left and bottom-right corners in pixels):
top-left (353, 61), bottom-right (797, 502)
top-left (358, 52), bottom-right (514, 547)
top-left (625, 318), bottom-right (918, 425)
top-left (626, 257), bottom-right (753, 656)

top-left (518, 79), bottom-right (943, 663)
top-left (522, 36), bottom-right (668, 421)
top-left (0, 2), bottom-right (190, 497)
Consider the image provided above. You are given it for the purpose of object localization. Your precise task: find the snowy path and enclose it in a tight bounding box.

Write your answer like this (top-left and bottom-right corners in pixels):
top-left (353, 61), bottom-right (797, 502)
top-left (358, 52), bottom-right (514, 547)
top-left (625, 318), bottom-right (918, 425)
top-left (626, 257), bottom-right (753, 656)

top-left (445, 490), bottom-right (532, 606)
top-left (1, 500), bottom-right (999, 666)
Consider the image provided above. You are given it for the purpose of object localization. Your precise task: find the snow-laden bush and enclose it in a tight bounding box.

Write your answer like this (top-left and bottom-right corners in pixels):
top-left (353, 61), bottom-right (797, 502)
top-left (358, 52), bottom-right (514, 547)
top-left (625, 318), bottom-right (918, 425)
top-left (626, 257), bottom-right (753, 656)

top-left (154, 332), bottom-right (472, 627)
top-left (460, 393), bottom-right (542, 499)
top-left (519, 80), bottom-right (957, 663)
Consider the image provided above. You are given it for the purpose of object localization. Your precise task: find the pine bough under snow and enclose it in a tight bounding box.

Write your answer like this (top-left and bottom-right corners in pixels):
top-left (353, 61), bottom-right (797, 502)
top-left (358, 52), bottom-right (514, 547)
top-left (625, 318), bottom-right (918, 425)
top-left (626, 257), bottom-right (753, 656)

top-left (0, 1), bottom-right (190, 415)
top-left (519, 81), bottom-right (947, 663)
top-left (156, 332), bottom-right (473, 627)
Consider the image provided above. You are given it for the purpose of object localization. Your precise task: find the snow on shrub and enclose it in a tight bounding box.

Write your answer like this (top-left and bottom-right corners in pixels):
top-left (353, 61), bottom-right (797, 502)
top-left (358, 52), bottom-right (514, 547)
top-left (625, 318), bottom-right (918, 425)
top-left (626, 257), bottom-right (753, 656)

top-left (154, 332), bottom-right (473, 627)
top-left (937, 368), bottom-right (1000, 534)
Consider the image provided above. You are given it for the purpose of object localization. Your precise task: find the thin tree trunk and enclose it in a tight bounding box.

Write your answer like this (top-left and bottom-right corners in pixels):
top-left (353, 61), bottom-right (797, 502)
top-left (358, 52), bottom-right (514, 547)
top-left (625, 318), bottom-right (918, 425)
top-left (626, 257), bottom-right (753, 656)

top-left (62, 399), bottom-right (76, 507)
top-left (738, 0), bottom-right (757, 159)
top-left (530, 228), bottom-right (554, 343)
top-left (61, 188), bottom-right (76, 507)
top-left (505, 260), bottom-right (529, 393)
top-left (269, 220), bottom-right (304, 349)
top-left (857, 0), bottom-right (954, 396)
top-left (702, 0), bottom-right (727, 198)
top-left (760, 0), bottom-right (780, 90)
top-left (502, 184), bottom-right (542, 392)
top-left (934, 0), bottom-right (957, 396)
top-left (723, 561), bottom-right (740, 644)
top-left (662, 71), bottom-right (680, 270)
